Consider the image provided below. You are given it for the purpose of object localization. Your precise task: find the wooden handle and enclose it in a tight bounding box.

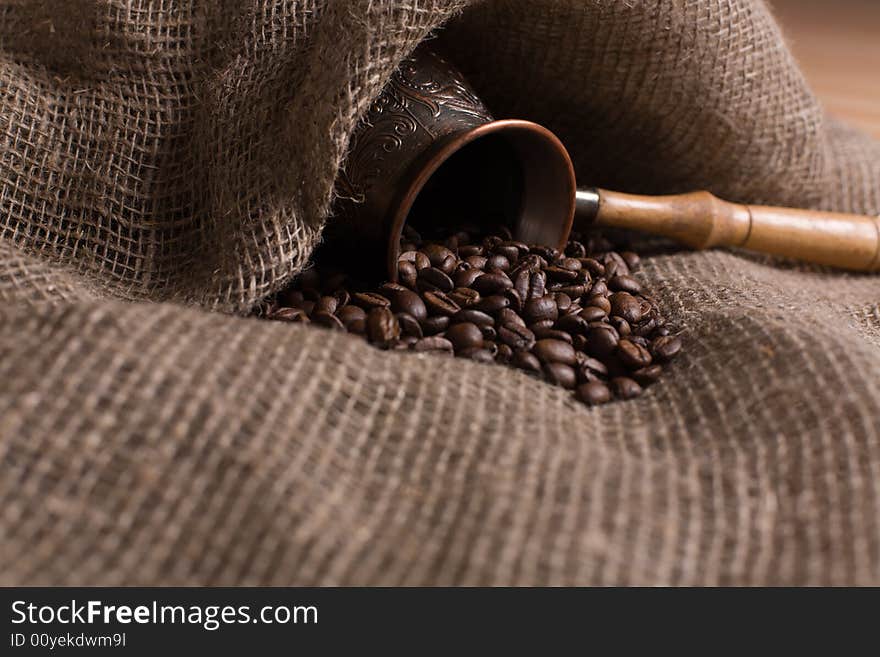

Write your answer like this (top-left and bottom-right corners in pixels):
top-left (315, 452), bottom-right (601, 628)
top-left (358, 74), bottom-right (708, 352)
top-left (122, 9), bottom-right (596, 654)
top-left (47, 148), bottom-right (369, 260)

top-left (578, 189), bottom-right (880, 272)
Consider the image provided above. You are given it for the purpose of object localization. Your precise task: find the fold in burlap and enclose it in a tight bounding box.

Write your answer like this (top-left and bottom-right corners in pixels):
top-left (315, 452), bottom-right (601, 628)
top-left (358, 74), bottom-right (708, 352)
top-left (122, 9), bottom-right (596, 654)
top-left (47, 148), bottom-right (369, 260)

top-left (1, 1), bottom-right (878, 585)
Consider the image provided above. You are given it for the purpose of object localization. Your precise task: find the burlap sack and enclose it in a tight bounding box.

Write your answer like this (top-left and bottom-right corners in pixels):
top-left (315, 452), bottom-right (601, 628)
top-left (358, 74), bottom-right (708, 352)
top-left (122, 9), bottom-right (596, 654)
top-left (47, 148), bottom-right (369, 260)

top-left (1, 1), bottom-right (878, 586)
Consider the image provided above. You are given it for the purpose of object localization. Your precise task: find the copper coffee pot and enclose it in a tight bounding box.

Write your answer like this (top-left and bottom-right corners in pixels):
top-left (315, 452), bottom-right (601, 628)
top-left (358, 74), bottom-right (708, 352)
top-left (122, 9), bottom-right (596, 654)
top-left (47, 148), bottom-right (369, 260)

top-left (334, 46), bottom-right (880, 277)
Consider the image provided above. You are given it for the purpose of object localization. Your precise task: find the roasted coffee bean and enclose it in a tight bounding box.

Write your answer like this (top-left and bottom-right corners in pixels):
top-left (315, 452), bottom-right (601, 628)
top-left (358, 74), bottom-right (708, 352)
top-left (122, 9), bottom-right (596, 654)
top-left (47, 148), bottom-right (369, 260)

top-left (485, 254), bottom-right (511, 272)
top-left (312, 311), bottom-right (345, 331)
top-left (651, 335), bottom-right (683, 362)
top-left (448, 287), bottom-right (480, 308)
top-left (452, 309), bottom-right (495, 327)
top-left (533, 339), bottom-right (577, 365)
top-left (398, 260), bottom-right (418, 288)
top-left (473, 272), bottom-right (513, 295)
top-left (494, 244), bottom-right (521, 263)
top-left (347, 318), bottom-right (366, 335)
top-left (611, 316), bottom-right (632, 337)
top-left (528, 271), bottom-right (547, 299)
top-left (545, 265), bottom-right (579, 282)
top-left (522, 295), bottom-right (558, 324)
top-left (512, 350), bottom-right (542, 374)
top-left (420, 315), bottom-right (450, 335)
top-left (611, 377), bottom-right (643, 400)
top-left (278, 288), bottom-right (305, 308)
top-left (419, 266), bottom-right (454, 292)
top-left (423, 291), bottom-right (461, 316)
top-left (609, 292), bottom-right (643, 324)
top-left (464, 255), bottom-right (488, 269)
top-left (367, 307), bottom-right (399, 347)
top-left (529, 319), bottom-right (555, 333)
top-left (422, 244), bottom-right (456, 269)
top-left (438, 254), bottom-right (458, 275)
top-left (380, 282), bottom-right (407, 295)
top-left (556, 313), bottom-right (589, 336)
top-left (337, 305), bottom-right (366, 324)
top-left (580, 258), bottom-right (605, 277)
top-left (446, 322), bottom-right (483, 352)
top-left (554, 293), bottom-right (572, 313)
top-left (588, 295), bottom-right (612, 314)
top-left (543, 363), bottom-right (577, 389)
top-left (498, 323), bottom-right (536, 351)
top-left (352, 291), bottom-right (391, 309)
top-left (473, 295), bottom-right (510, 314)
top-left (481, 325), bottom-right (497, 341)
top-left (397, 312), bottom-right (424, 338)
top-left (400, 250), bottom-right (431, 270)
top-left (617, 339), bottom-right (653, 369)
top-left (586, 325), bottom-right (619, 358)
top-left (532, 327), bottom-right (573, 343)
top-left (390, 288), bottom-right (428, 321)
top-left (503, 287), bottom-right (523, 313)
top-left (496, 343), bottom-right (514, 364)
top-left (577, 381), bottom-right (612, 406)
top-left (609, 274), bottom-right (642, 294)
top-left (269, 307), bottom-right (309, 322)
top-left (590, 281), bottom-right (608, 298)
top-left (621, 251), bottom-right (641, 271)
top-left (566, 241), bottom-right (587, 258)
top-left (603, 251), bottom-right (630, 277)
top-left (579, 306), bottom-right (607, 323)
top-left (454, 267), bottom-right (483, 288)
top-left (513, 268), bottom-right (531, 301)
top-left (560, 257), bottom-right (583, 272)
top-left (458, 347), bottom-right (496, 363)
top-left (497, 308), bottom-right (526, 328)
top-left (632, 364), bottom-right (663, 387)
top-left (459, 245), bottom-right (484, 258)
top-left (413, 336), bottom-right (454, 352)
top-left (579, 356), bottom-right (609, 376)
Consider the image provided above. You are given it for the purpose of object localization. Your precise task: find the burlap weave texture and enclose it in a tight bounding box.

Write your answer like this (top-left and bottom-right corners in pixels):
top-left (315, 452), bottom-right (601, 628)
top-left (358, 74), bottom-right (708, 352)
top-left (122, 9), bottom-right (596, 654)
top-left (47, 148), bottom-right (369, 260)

top-left (1, 1), bottom-right (879, 585)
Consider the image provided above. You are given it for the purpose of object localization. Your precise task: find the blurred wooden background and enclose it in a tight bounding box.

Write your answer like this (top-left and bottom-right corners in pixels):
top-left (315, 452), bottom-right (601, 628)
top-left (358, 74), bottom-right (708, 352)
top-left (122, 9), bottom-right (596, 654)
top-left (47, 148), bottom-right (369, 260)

top-left (771, 0), bottom-right (880, 138)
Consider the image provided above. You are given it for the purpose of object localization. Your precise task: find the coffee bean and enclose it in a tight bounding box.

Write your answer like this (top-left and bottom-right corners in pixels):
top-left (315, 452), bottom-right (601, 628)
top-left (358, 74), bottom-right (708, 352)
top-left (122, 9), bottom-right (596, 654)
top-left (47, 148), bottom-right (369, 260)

top-left (419, 266), bottom-right (454, 292)
top-left (352, 291), bottom-right (391, 309)
top-left (579, 306), bottom-right (607, 323)
top-left (543, 363), bottom-right (577, 389)
top-left (611, 377), bottom-right (643, 400)
top-left (611, 316), bottom-right (632, 337)
top-left (337, 305), bottom-right (366, 324)
top-left (632, 364), bottom-right (663, 387)
top-left (448, 287), bottom-right (480, 308)
top-left (609, 274), bottom-right (642, 294)
top-left (494, 244), bottom-right (520, 263)
top-left (454, 267), bottom-right (483, 288)
top-left (498, 323), bottom-right (536, 351)
top-left (617, 339), bottom-right (653, 369)
top-left (269, 307), bottom-right (309, 322)
top-left (556, 313), bottom-right (589, 336)
top-left (398, 260), bottom-right (418, 288)
top-left (651, 335), bottom-right (683, 362)
top-left (522, 295), bottom-right (558, 324)
top-left (554, 293), bottom-right (572, 313)
top-left (533, 339), bottom-right (577, 365)
top-left (586, 325), bottom-right (619, 358)
top-left (464, 255), bottom-right (488, 269)
top-left (413, 336), bottom-right (454, 352)
top-left (528, 271), bottom-right (546, 299)
top-left (312, 311), bottom-right (345, 331)
top-left (497, 308), bottom-right (526, 328)
top-left (566, 241), bottom-right (587, 258)
top-left (577, 381), bottom-right (612, 406)
top-left (580, 258), bottom-right (605, 277)
top-left (503, 287), bottom-right (523, 313)
top-left (545, 265), bottom-right (579, 282)
top-left (347, 318), bottom-right (366, 334)
top-left (459, 245), bottom-right (484, 258)
top-left (422, 244), bottom-right (456, 269)
top-left (496, 343), bottom-right (514, 363)
top-left (588, 296), bottom-right (612, 314)
top-left (621, 251), bottom-right (641, 271)
top-left (446, 322), bottom-right (483, 352)
top-left (485, 254), bottom-right (511, 272)
top-left (397, 312), bottom-right (424, 338)
top-left (367, 307), bottom-right (399, 347)
top-left (390, 288), bottom-right (427, 321)
top-left (473, 295), bottom-right (510, 314)
top-left (458, 347), bottom-right (496, 363)
top-left (420, 315), bottom-right (450, 335)
top-left (532, 327), bottom-right (573, 343)
top-left (609, 292), bottom-right (643, 324)
top-left (512, 350), bottom-right (542, 374)
top-left (452, 309), bottom-right (495, 327)
top-left (473, 272), bottom-right (513, 295)
top-left (400, 250), bottom-right (431, 270)
top-left (423, 291), bottom-right (461, 316)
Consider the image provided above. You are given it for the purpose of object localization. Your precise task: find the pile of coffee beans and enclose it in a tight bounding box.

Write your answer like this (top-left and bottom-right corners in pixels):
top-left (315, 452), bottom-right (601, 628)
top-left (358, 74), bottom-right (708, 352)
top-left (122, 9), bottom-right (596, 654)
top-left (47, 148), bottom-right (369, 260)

top-left (261, 226), bottom-right (681, 406)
